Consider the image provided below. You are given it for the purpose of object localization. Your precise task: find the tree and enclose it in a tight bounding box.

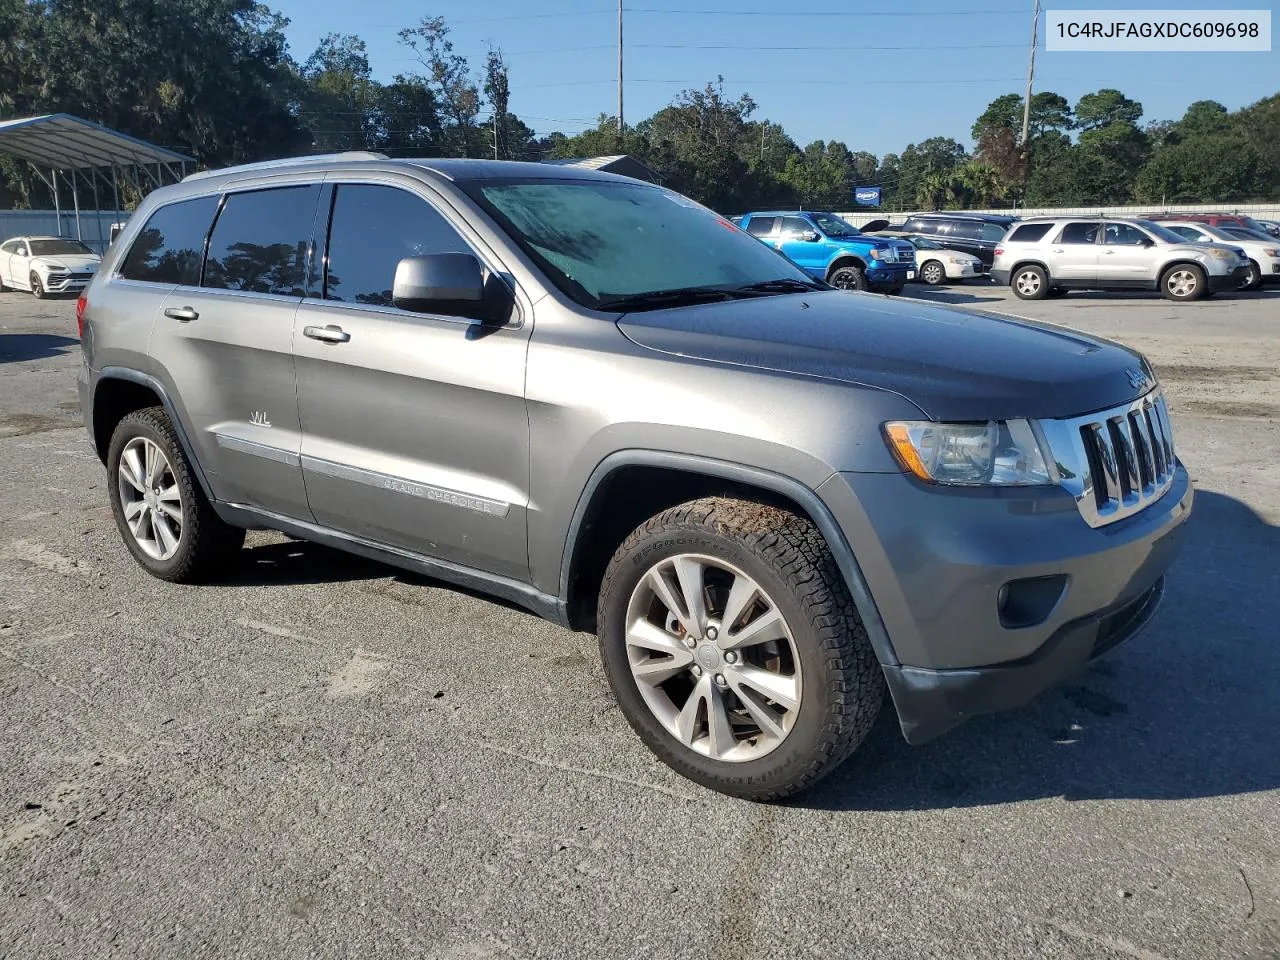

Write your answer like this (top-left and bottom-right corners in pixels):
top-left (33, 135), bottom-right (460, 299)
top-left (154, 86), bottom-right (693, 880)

top-left (398, 17), bottom-right (483, 157)
top-left (299, 34), bottom-right (379, 152)
top-left (376, 77), bottom-right (442, 156)
top-left (1074, 89), bottom-right (1143, 132)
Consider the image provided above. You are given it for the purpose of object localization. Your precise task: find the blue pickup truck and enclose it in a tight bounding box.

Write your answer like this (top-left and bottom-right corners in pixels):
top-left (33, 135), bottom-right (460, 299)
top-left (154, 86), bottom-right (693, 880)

top-left (735, 211), bottom-right (917, 293)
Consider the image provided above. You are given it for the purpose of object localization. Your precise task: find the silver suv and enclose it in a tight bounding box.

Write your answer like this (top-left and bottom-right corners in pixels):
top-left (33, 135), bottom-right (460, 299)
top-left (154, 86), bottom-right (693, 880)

top-left (78, 154), bottom-right (1192, 800)
top-left (992, 216), bottom-right (1249, 301)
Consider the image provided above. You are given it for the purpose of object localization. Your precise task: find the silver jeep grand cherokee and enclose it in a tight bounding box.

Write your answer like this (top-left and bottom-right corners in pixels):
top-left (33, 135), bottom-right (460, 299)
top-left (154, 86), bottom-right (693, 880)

top-left (77, 154), bottom-right (1193, 800)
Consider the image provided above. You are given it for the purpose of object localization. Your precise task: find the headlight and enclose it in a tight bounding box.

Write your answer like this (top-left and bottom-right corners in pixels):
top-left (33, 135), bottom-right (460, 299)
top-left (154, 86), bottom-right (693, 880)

top-left (1263, 248), bottom-right (1279, 257)
top-left (868, 248), bottom-right (885, 260)
top-left (1203, 248), bottom-right (1236, 261)
top-left (883, 419), bottom-right (1055, 486)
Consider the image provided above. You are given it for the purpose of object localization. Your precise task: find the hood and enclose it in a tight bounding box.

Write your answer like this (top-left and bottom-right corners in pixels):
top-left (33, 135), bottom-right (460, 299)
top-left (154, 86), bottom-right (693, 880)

top-left (34, 255), bottom-right (101, 272)
top-left (617, 291), bottom-right (1154, 421)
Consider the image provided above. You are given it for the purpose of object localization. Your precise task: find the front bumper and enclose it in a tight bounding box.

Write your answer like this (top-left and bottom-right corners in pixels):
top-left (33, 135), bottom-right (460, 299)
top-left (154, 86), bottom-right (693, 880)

top-left (1207, 265), bottom-right (1249, 292)
top-left (817, 463), bottom-right (1193, 743)
top-left (1262, 258), bottom-right (1280, 284)
top-left (42, 272), bottom-right (94, 294)
top-left (867, 264), bottom-right (913, 288)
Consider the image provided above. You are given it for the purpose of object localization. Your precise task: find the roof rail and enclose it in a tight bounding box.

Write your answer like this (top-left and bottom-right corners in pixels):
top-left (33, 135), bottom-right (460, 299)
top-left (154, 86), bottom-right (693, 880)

top-left (182, 151), bottom-right (389, 183)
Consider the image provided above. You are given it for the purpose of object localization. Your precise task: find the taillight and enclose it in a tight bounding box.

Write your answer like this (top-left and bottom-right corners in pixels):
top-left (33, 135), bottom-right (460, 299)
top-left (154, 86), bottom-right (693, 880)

top-left (76, 294), bottom-right (87, 337)
top-left (993, 247), bottom-right (1004, 258)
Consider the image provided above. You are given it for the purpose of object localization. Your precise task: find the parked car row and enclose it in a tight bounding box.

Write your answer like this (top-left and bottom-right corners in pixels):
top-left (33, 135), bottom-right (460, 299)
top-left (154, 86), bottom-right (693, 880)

top-left (730, 207), bottom-right (1277, 302)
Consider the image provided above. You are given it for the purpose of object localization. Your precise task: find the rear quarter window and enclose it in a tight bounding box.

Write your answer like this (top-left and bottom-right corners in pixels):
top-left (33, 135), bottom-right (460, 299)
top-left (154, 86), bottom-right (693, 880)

top-left (1008, 223), bottom-right (1053, 243)
top-left (118, 195), bottom-right (220, 285)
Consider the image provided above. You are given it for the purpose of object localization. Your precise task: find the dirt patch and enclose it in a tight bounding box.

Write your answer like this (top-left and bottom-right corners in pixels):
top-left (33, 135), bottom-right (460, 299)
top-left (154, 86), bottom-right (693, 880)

top-left (1156, 364), bottom-right (1277, 384)
top-left (0, 412), bottom-right (73, 438)
top-left (1184, 399), bottom-right (1280, 420)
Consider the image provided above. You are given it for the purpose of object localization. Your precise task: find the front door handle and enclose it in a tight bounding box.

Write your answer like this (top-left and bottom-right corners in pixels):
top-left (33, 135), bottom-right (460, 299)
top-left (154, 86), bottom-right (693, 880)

top-left (164, 306), bottom-right (199, 322)
top-left (1102, 249), bottom-right (1115, 255)
top-left (1051, 248), bottom-right (1066, 253)
top-left (303, 324), bottom-right (351, 344)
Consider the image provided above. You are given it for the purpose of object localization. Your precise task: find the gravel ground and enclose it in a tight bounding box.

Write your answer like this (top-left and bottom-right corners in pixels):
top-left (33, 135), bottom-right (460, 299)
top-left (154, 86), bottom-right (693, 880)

top-left (1, 283), bottom-right (1277, 960)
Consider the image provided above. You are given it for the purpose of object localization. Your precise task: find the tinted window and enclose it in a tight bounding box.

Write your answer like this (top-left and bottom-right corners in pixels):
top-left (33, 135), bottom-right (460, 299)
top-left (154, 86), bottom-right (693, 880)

top-left (203, 186), bottom-right (320, 296)
top-left (980, 223), bottom-right (1008, 242)
top-left (1009, 223), bottom-right (1052, 243)
top-left (780, 217), bottom-right (813, 238)
top-left (947, 221), bottom-right (984, 240)
top-left (1058, 222), bottom-right (1100, 245)
top-left (119, 196), bottom-right (219, 285)
top-left (324, 184), bottom-right (470, 307)
top-left (1104, 223), bottom-right (1151, 246)
top-left (745, 216), bottom-right (777, 237)
top-left (906, 219), bottom-right (939, 235)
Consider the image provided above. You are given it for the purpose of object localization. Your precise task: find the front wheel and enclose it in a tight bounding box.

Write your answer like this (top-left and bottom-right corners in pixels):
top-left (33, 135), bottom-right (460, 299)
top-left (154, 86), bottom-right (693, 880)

top-left (827, 264), bottom-right (869, 291)
top-left (30, 273), bottom-right (45, 299)
top-left (1241, 260), bottom-right (1262, 291)
top-left (1161, 264), bottom-right (1207, 301)
top-left (920, 260), bottom-right (947, 285)
top-left (597, 497), bottom-right (883, 801)
top-left (1011, 265), bottom-right (1048, 300)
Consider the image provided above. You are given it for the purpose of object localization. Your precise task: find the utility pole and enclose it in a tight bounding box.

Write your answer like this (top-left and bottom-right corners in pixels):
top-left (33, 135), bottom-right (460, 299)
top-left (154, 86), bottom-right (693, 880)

top-left (494, 113), bottom-right (499, 160)
top-left (617, 0), bottom-right (625, 135)
top-left (1020, 0), bottom-right (1041, 155)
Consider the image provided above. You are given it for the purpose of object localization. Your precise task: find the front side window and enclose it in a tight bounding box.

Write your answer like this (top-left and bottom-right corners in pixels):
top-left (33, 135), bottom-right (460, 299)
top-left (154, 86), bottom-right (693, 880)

top-left (1058, 222), bottom-right (1101, 245)
top-left (745, 216), bottom-right (777, 237)
top-left (29, 239), bottom-right (94, 257)
top-left (119, 196), bottom-right (220, 285)
top-left (780, 217), bottom-right (814, 238)
top-left (324, 184), bottom-right (470, 307)
top-left (203, 185), bottom-right (321, 296)
top-left (1103, 223), bottom-right (1152, 246)
top-left (465, 179), bottom-right (811, 309)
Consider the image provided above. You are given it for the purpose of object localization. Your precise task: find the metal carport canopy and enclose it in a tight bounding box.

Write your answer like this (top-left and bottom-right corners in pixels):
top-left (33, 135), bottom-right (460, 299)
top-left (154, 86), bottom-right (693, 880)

top-left (0, 113), bottom-right (193, 170)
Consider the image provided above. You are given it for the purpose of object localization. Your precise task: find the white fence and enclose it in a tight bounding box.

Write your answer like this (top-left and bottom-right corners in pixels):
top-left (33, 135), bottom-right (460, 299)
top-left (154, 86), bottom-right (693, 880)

top-left (0, 210), bottom-right (125, 253)
top-left (837, 201), bottom-right (1280, 228)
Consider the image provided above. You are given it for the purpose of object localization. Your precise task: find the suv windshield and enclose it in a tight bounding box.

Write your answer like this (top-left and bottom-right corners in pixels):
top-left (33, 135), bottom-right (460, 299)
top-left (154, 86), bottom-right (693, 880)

top-left (1134, 220), bottom-right (1197, 244)
top-left (29, 239), bottom-right (94, 257)
top-left (466, 179), bottom-right (813, 309)
top-left (811, 213), bottom-right (861, 238)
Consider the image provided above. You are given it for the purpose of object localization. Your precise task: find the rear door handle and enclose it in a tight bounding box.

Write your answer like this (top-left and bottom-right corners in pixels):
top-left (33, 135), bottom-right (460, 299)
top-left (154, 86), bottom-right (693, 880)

top-left (303, 324), bottom-right (351, 344)
top-left (164, 306), bottom-right (198, 322)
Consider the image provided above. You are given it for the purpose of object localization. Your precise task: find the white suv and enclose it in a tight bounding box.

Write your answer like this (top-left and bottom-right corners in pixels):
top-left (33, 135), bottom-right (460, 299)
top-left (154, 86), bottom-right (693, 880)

top-left (991, 217), bottom-right (1249, 301)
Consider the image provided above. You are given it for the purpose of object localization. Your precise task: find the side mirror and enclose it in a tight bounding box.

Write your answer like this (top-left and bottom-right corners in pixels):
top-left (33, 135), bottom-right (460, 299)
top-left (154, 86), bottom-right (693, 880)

top-left (1139, 237), bottom-right (1154, 247)
top-left (802, 231), bottom-right (820, 242)
top-left (393, 253), bottom-right (501, 321)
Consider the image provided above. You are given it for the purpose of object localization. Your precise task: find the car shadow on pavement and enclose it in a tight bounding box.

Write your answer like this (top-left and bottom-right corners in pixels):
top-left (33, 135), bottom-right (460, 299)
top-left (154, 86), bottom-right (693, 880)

top-left (0, 333), bottom-right (80, 364)
top-left (798, 488), bottom-right (1280, 811)
top-left (901, 288), bottom-right (1005, 306)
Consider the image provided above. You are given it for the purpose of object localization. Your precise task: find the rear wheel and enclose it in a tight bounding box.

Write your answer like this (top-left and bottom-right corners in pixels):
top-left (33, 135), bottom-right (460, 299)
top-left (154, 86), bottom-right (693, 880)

top-left (1011, 265), bottom-right (1048, 300)
top-left (107, 407), bottom-right (244, 583)
top-left (827, 264), bottom-right (869, 291)
top-left (920, 260), bottom-right (947, 285)
top-left (1161, 264), bottom-right (1207, 301)
top-left (597, 497), bottom-right (883, 801)
top-left (30, 273), bottom-right (45, 299)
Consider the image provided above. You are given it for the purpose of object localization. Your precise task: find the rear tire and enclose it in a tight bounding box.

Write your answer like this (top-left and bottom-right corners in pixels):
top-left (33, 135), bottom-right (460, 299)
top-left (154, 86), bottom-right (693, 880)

top-left (920, 260), bottom-right (947, 285)
top-left (597, 496), bottom-right (884, 801)
top-left (107, 406), bottom-right (244, 583)
top-left (827, 264), bottom-right (869, 291)
top-left (1011, 264), bottom-right (1048, 300)
top-left (30, 273), bottom-right (45, 299)
top-left (1160, 264), bottom-right (1207, 301)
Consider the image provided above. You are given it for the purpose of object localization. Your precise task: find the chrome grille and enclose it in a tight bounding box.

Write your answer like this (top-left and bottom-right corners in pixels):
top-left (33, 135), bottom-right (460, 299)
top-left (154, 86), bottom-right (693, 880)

top-left (1038, 389), bottom-right (1176, 528)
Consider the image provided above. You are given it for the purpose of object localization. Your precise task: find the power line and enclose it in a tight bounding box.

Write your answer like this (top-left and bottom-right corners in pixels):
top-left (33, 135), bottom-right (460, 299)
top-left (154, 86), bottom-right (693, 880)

top-left (521, 76), bottom-right (1058, 89)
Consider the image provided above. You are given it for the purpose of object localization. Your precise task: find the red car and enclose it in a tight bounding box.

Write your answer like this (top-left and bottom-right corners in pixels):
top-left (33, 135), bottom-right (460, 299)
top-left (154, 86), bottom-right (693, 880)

top-left (1151, 212), bottom-right (1269, 234)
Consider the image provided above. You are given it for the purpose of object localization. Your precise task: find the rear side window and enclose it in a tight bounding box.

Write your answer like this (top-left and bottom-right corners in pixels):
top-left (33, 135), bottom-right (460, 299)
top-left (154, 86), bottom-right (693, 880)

top-left (947, 221), bottom-right (984, 240)
top-left (324, 184), bottom-right (470, 307)
top-left (119, 196), bottom-right (219, 285)
top-left (1057, 222), bottom-right (1100, 245)
top-left (203, 185), bottom-right (321, 297)
top-left (1008, 223), bottom-right (1053, 243)
top-left (745, 216), bottom-right (777, 237)
top-left (905, 218), bottom-right (938, 235)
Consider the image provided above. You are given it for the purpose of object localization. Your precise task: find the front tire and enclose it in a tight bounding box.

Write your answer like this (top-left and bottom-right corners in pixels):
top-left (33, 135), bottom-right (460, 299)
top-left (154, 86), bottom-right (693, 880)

top-left (1161, 264), bottom-right (1207, 301)
top-left (1241, 260), bottom-right (1262, 291)
top-left (920, 260), bottom-right (947, 285)
top-left (827, 264), bottom-right (869, 291)
top-left (597, 497), bottom-right (883, 801)
top-left (107, 406), bottom-right (244, 583)
top-left (30, 273), bottom-right (45, 299)
top-left (1011, 264), bottom-right (1048, 300)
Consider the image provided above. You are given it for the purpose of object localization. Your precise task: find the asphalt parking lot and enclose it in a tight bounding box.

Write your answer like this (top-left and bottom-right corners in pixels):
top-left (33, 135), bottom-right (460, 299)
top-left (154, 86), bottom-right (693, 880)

top-left (1, 283), bottom-right (1278, 959)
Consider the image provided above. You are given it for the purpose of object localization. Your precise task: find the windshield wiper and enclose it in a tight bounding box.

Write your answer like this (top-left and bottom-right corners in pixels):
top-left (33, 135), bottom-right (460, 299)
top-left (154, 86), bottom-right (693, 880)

top-left (735, 278), bottom-right (825, 294)
top-left (595, 286), bottom-right (747, 312)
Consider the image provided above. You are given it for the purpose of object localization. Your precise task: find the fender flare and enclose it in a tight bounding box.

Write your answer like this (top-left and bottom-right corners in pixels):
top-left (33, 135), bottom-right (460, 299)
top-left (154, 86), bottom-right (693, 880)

top-left (558, 449), bottom-right (898, 666)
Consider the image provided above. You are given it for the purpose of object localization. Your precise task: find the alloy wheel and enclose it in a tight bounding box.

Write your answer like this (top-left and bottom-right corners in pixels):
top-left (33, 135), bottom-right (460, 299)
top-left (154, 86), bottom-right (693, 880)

top-left (1167, 269), bottom-right (1198, 298)
top-left (624, 553), bottom-right (802, 762)
top-left (1015, 270), bottom-right (1042, 296)
top-left (117, 437), bottom-right (184, 561)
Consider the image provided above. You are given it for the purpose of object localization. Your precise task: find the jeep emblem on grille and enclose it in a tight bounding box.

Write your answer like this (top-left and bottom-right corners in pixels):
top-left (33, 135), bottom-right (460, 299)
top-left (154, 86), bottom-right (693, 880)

top-left (1125, 368), bottom-right (1147, 390)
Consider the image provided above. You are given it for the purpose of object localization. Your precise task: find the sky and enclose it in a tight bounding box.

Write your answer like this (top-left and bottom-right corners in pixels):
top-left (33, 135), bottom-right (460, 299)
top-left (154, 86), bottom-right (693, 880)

top-left (270, 0), bottom-right (1279, 157)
